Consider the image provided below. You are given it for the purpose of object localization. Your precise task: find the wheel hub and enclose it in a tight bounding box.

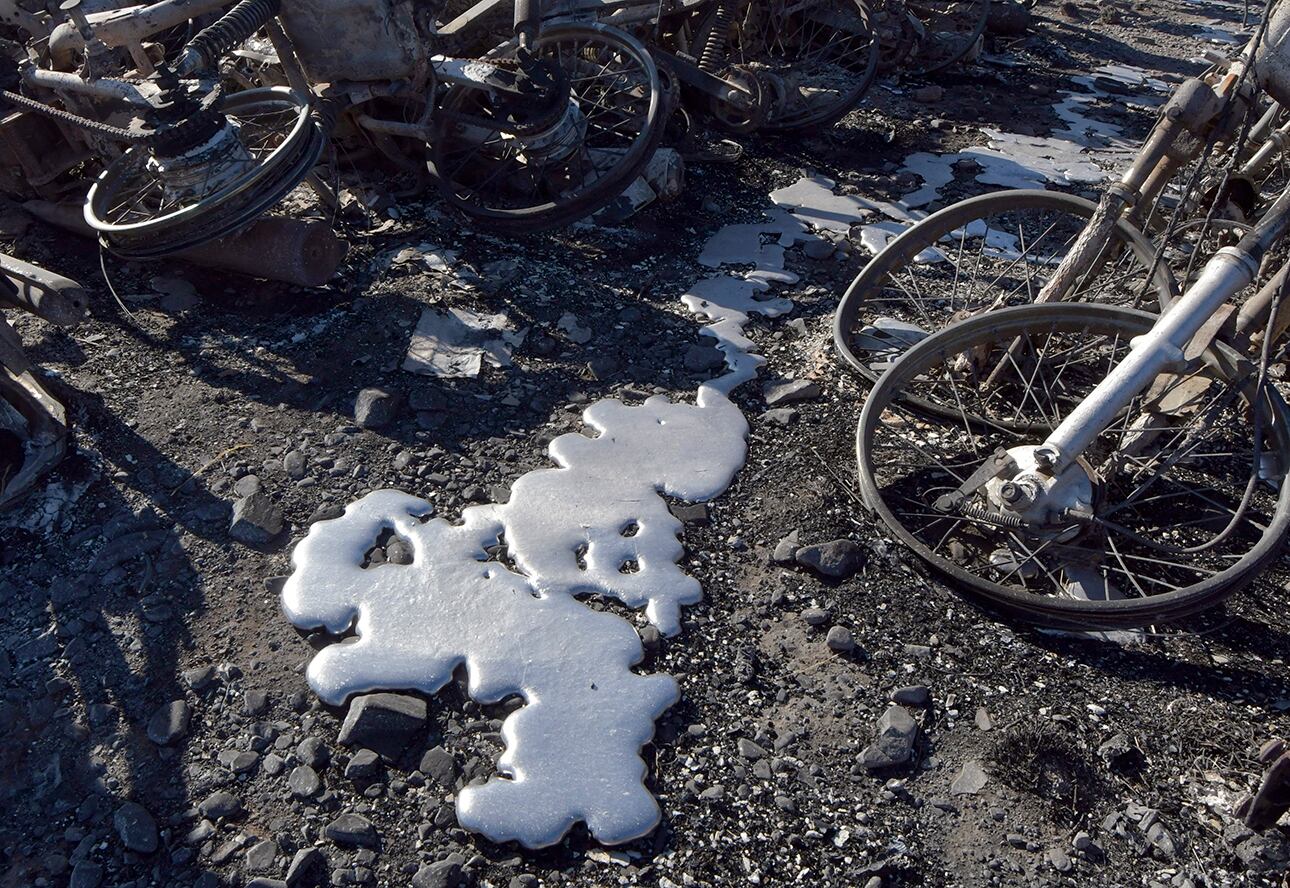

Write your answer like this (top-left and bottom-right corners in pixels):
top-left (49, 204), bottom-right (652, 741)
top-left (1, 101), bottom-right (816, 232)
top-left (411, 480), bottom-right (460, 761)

top-left (984, 445), bottom-right (1097, 530)
top-left (508, 98), bottom-right (587, 162)
top-left (146, 117), bottom-right (251, 201)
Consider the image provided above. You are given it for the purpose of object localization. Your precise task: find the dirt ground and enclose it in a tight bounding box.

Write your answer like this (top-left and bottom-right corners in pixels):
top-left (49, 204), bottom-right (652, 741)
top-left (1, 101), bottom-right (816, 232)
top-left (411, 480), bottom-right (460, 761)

top-left (3, 0), bottom-right (1290, 886)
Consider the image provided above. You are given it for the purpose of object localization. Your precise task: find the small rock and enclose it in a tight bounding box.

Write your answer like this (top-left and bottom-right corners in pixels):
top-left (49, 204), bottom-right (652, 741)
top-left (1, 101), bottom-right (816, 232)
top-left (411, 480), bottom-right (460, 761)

top-left (772, 531), bottom-right (800, 564)
top-left (804, 239), bottom-right (835, 260)
top-left (183, 664), bottom-right (218, 690)
top-left (297, 736), bottom-right (330, 769)
top-left (286, 847), bottom-right (324, 886)
top-left (763, 378), bottom-right (822, 406)
top-left (345, 749), bottom-right (382, 780)
top-left (146, 700), bottom-right (190, 745)
top-left (801, 606), bottom-right (832, 626)
top-left (950, 759), bottom-right (989, 795)
top-left (354, 387), bottom-right (401, 428)
top-left (669, 502), bottom-right (709, 525)
top-left (289, 765), bottom-right (323, 798)
top-left (761, 407), bottom-right (799, 426)
top-left (337, 693), bottom-right (427, 760)
top-left (683, 343), bottom-right (726, 372)
top-left (413, 856), bottom-right (465, 888)
top-left (246, 839), bottom-right (279, 872)
top-left (199, 791), bottom-right (242, 820)
top-left (796, 539), bottom-right (866, 579)
top-left (912, 85), bottom-right (945, 103)
top-left (113, 802), bottom-right (158, 854)
top-left (737, 738), bottom-right (768, 760)
top-left (1098, 733), bottom-right (1146, 772)
top-left (283, 450), bottom-right (308, 480)
top-left (892, 685), bottom-right (930, 707)
top-left (826, 626), bottom-right (855, 653)
top-left (987, 0), bottom-right (1033, 35)
top-left (858, 705), bottom-right (918, 770)
top-left (419, 746), bottom-right (459, 787)
top-left (974, 707), bottom-right (993, 731)
top-left (243, 689), bottom-right (270, 716)
top-left (229, 491), bottom-right (284, 545)
top-left (69, 861), bottom-right (103, 888)
top-left (324, 813), bottom-right (379, 848)
top-left (1146, 821), bottom-right (1176, 859)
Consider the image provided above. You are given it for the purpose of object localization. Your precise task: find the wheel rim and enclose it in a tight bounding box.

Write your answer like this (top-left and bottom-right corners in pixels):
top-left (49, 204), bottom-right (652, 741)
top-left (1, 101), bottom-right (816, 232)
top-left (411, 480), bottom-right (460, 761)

top-left (86, 87), bottom-right (321, 257)
top-left (855, 302), bottom-right (1290, 628)
top-left (430, 23), bottom-right (661, 228)
top-left (728, 0), bottom-right (879, 130)
top-left (833, 190), bottom-right (1178, 412)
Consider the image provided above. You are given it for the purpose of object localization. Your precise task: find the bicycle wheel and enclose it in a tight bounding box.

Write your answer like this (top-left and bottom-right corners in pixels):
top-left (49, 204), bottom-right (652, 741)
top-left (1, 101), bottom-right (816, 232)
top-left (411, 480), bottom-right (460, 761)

top-left (833, 190), bottom-right (1177, 410)
top-left (429, 23), bottom-right (664, 232)
top-left (727, 0), bottom-right (880, 130)
top-left (856, 302), bottom-right (1290, 629)
top-left (86, 87), bottom-right (325, 259)
top-left (903, 0), bottom-right (989, 76)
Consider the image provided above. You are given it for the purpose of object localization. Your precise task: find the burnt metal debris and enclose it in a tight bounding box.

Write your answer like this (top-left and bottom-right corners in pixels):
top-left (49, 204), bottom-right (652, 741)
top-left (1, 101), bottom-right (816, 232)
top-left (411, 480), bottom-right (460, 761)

top-left (0, 0), bottom-right (993, 283)
top-left (0, 0), bottom-right (996, 510)
top-left (0, 252), bottom-right (82, 510)
top-left (1237, 738), bottom-right (1290, 831)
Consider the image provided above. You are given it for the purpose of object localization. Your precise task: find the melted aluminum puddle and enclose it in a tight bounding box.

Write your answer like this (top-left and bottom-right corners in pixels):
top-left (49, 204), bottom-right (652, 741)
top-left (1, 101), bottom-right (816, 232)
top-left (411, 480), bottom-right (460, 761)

top-left (282, 212), bottom-right (818, 848)
top-left (771, 78), bottom-right (1148, 258)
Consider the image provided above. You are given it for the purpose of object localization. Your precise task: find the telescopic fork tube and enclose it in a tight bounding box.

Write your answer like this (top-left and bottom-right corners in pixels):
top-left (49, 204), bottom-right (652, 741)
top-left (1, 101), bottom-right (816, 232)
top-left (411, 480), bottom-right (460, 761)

top-left (1033, 182), bottom-right (1290, 475)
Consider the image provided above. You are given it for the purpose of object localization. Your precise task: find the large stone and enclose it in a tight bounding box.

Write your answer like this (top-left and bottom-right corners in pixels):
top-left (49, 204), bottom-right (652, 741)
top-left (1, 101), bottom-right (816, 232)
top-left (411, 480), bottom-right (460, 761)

top-left (795, 539), bottom-right (866, 579)
top-left (354, 388), bottom-right (401, 429)
top-left (337, 693), bottom-right (427, 760)
top-left (146, 700), bottom-right (191, 745)
top-left (229, 491), bottom-right (284, 545)
top-left (858, 705), bottom-right (918, 770)
top-left (113, 801), bottom-right (158, 854)
top-left (324, 813), bottom-right (378, 848)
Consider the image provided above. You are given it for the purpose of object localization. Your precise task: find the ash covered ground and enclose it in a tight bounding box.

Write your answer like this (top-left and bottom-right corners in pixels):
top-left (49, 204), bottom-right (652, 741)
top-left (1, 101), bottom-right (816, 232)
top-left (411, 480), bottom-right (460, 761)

top-left (3, 0), bottom-right (1290, 886)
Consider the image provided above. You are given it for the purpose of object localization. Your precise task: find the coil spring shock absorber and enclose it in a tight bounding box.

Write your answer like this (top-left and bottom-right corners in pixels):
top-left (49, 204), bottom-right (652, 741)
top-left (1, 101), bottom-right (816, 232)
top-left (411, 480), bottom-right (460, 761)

top-left (175, 0), bottom-right (283, 75)
top-left (959, 501), bottom-right (1026, 529)
top-left (698, 0), bottom-right (735, 72)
